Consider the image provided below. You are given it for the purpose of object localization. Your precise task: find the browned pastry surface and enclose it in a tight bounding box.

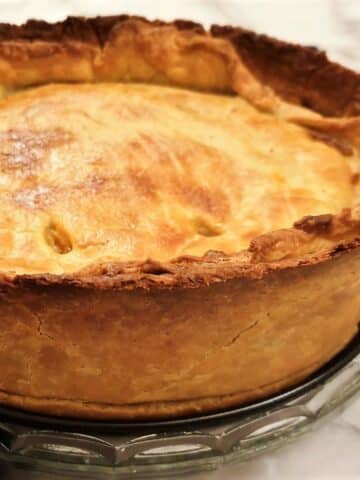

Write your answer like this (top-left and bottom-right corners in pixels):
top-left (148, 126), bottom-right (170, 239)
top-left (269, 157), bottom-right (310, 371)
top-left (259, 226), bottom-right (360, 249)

top-left (0, 82), bottom-right (358, 276)
top-left (0, 16), bottom-right (359, 419)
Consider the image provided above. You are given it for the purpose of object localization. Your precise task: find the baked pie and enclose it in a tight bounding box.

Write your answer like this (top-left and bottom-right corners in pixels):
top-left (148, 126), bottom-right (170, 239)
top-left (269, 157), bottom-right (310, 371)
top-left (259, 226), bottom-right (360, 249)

top-left (0, 16), bottom-right (359, 419)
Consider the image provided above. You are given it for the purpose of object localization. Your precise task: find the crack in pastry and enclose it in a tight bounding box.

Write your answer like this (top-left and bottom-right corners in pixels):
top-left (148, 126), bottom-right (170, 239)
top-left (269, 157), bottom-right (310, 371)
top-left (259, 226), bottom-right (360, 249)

top-left (44, 221), bottom-right (72, 255)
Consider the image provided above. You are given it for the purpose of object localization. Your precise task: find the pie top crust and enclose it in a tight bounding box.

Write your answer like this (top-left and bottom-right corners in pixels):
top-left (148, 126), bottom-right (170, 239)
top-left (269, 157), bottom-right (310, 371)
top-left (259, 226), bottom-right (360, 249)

top-left (0, 16), bottom-right (359, 289)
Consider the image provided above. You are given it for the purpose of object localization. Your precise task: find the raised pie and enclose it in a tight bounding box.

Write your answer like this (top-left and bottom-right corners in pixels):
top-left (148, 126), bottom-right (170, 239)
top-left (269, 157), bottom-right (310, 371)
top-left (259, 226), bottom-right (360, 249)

top-left (0, 16), bottom-right (359, 420)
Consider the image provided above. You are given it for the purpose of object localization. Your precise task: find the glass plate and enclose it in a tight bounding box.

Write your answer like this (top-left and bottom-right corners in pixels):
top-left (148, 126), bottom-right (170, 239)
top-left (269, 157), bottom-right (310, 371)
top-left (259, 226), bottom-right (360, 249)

top-left (1, 334), bottom-right (360, 479)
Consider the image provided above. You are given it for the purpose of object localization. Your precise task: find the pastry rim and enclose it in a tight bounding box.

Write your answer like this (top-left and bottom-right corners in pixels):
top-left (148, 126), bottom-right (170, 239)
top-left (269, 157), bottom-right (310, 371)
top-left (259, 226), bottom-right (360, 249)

top-left (0, 15), bottom-right (359, 291)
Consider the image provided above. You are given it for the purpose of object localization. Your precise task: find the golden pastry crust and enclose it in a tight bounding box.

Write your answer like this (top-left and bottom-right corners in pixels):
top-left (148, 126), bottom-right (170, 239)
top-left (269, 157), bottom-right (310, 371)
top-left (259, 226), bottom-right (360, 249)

top-left (0, 16), bottom-right (359, 420)
top-left (0, 82), bottom-right (358, 277)
top-left (0, 15), bottom-right (358, 285)
top-left (0, 16), bottom-right (358, 116)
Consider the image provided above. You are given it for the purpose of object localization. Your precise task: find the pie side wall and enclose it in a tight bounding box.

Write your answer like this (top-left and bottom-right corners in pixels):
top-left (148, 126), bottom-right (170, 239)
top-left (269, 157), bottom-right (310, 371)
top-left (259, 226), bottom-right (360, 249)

top-left (0, 247), bottom-right (358, 420)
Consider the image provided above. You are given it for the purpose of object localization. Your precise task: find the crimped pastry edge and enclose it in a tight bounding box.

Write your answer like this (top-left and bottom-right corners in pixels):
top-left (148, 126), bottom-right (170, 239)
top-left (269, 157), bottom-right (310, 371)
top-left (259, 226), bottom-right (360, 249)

top-left (0, 15), bottom-right (359, 116)
top-left (1, 208), bottom-right (360, 291)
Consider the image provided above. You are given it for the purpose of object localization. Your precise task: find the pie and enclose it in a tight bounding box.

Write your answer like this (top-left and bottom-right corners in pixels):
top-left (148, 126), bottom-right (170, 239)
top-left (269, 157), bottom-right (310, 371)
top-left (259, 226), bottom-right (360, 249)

top-left (0, 16), bottom-right (359, 420)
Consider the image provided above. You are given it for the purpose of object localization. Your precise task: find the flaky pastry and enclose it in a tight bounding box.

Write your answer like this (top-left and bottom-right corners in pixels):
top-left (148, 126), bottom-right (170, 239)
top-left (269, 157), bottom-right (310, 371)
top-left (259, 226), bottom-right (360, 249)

top-left (0, 16), bottom-right (359, 419)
